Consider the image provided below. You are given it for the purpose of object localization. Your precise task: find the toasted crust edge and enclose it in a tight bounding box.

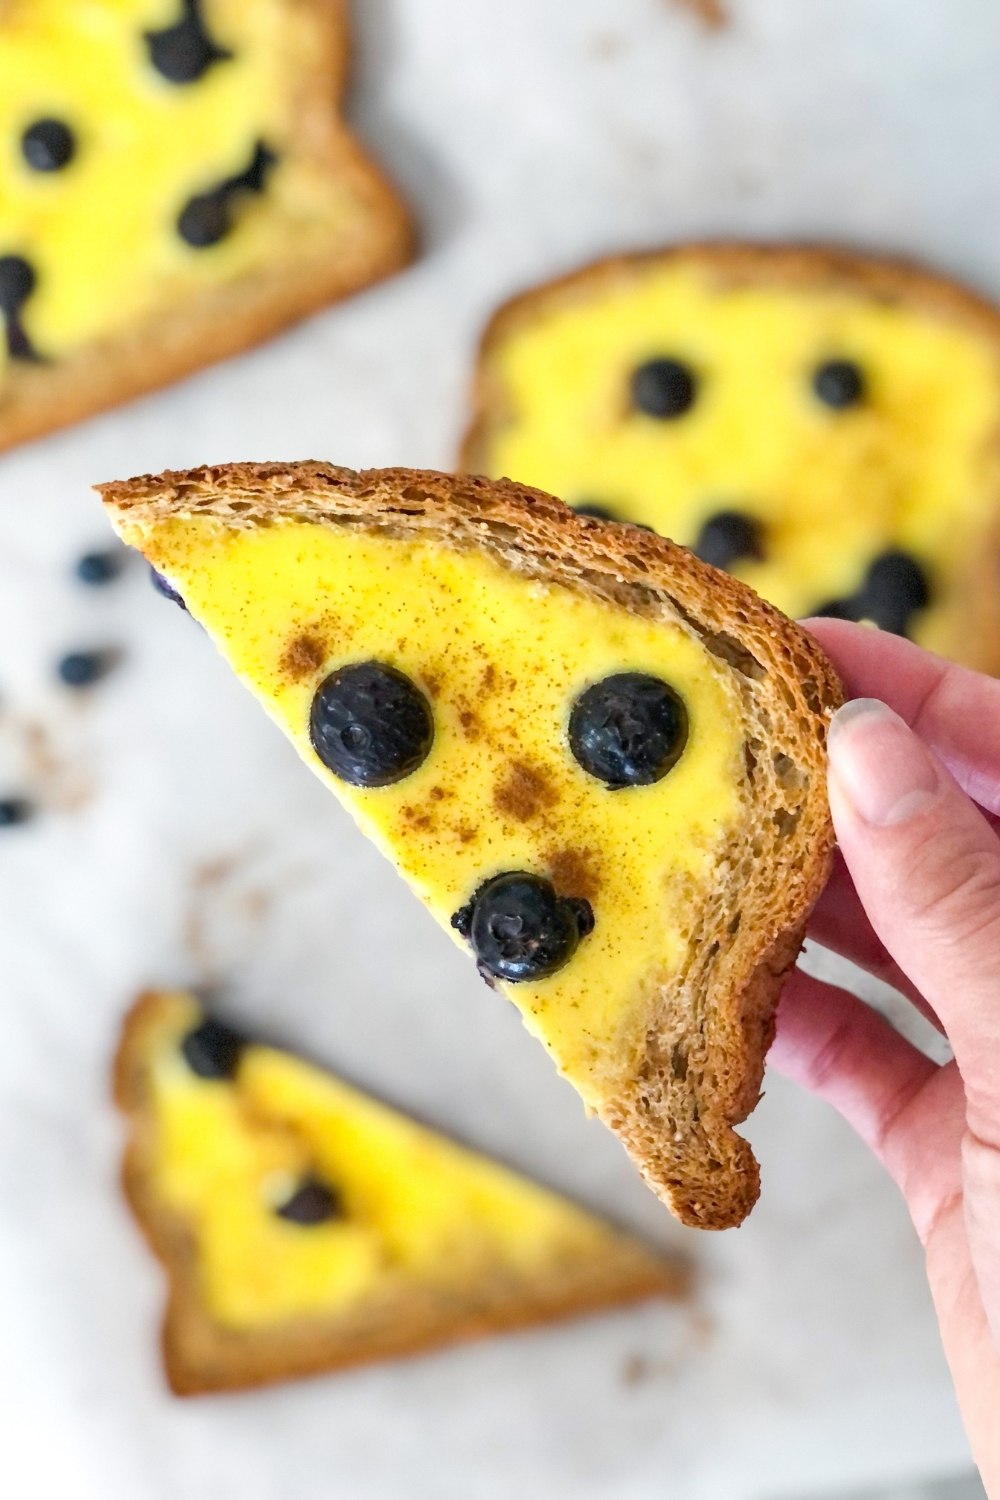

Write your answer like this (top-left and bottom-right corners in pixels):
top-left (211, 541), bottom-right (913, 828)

top-left (0, 0), bottom-right (414, 456)
top-left (99, 465), bottom-right (843, 1229)
top-left (114, 992), bottom-right (682, 1395)
top-left (460, 240), bottom-right (1000, 676)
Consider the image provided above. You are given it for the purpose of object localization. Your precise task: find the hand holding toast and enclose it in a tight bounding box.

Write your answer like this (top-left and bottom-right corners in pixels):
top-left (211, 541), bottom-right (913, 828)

top-left (772, 620), bottom-right (1000, 1495)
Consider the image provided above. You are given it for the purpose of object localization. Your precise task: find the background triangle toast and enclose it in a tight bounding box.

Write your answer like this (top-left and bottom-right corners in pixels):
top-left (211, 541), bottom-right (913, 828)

top-left (115, 991), bottom-right (680, 1395)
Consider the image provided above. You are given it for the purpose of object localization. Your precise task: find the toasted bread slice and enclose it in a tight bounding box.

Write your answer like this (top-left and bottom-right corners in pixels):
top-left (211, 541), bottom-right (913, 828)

top-left (115, 991), bottom-right (678, 1394)
top-left (461, 243), bottom-right (1000, 672)
top-left (0, 0), bottom-right (411, 452)
top-left (100, 463), bottom-right (841, 1228)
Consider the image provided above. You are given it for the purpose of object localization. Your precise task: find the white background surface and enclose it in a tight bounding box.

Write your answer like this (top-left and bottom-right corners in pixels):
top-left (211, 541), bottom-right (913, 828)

top-left (0, 1), bottom-right (994, 1495)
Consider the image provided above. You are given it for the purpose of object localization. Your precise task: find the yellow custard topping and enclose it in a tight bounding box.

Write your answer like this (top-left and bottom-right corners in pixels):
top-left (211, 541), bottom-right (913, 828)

top-left (139, 522), bottom-right (745, 1103)
top-left (145, 992), bottom-right (626, 1331)
top-left (473, 260), bottom-right (1000, 659)
top-left (0, 0), bottom-right (363, 366)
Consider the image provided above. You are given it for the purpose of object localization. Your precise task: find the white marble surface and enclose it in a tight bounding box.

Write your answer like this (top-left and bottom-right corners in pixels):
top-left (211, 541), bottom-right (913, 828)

top-left (0, 0), bottom-right (995, 1494)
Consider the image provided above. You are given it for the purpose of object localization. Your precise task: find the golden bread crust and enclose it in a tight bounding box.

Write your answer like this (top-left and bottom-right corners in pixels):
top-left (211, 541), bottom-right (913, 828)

top-left (100, 465), bottom-right (843, 1228)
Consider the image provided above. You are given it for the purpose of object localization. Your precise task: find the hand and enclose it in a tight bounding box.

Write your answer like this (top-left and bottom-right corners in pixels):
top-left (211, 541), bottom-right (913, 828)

top-left (771, 619), bottom-right (1000, 1495)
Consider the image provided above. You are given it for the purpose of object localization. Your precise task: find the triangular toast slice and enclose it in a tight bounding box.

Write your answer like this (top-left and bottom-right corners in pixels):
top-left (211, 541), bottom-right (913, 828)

top-left (115, 991), bottom-right (679, 1394)
top-left (100, 464), bottom-right (842, 1228)
top-left (0, 0), bottom-right (411, 452)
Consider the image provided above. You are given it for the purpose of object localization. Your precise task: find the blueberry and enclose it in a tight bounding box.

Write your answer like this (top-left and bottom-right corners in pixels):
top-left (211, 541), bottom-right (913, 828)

top-left (177, 191), bottom-right (230, 248)
top-left (75, 548), bottom-right (125, 586)
top-left (146, 2), bottom-right (230, 85)
top-left (573, 502), bottom-right (617, 521)
top-left (21, 119), bottom-right (76, 173)
top-left (0, 255), bottom-right (41, 361)
top-left (0, 255), bottom-right (35, 314)
top-left (693, 511), bottom-right (763, 571)
top-left (310, 661), bottom-right (433, 787)
top-left (858, 550), bottom-right (929, 636)
top-left (180, 1017), bottom-right (245, 1079)
top-left (451, 871), bottom-right (594, 984)
top-left (0, 797), bottom-right (34, 829)
top-left (177, 140), bottom-right (276, 248)
top-left (274, 1175), bottom-right (343, 1226)
top-left (568, 672), bottom-right (688, 788)
top-left (813, 359), bottom-right (865, 409)
top-left (149, 566), bottom-right (187, 609)
top-left (630, 358), bottom-right (697, 419)
top-left (57, 649), bottom-right (118, 688)
top-left (811, 597), bottom-right (855, 621)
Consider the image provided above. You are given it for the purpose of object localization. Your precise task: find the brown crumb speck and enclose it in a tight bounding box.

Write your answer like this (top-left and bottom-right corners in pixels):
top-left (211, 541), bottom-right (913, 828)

top-left (670, 0), bottom-right (728, 28)
top-left (494, 760), bottom-right (559, 822)
top-left (279, 633), bottom-right (326, 682)
top-left (546, 847), bottom-right (601, 902)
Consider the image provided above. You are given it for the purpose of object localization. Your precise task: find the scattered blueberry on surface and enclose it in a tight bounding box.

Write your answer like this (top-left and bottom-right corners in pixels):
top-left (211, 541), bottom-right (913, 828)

top-left (452, 871), bottom-right (594, 983)
top-left (569, 672), bottom-right (688, 788)
top-left (274, 1175), bottom-right (343, 1226)
top-left (310, 660), bottom-right (433, 787)
top-left (75, 548), bottom-right (126, 586)
top-left (693, 511), bottom-right (763, 572)
top-left (57, 649), bottom-right (119, 688)
top-left (181, 1017), bottom-right (245, 1079)
top-left (631, 357), bottom-right (697, 419)
top-left (0, 797), bottom-right (35, 829)
top-left (813, 358), bottom-right (866, 409)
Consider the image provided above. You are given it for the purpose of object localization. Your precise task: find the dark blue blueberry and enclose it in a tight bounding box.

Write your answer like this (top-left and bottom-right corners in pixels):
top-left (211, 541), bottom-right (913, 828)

top-left (274, 1175), bottom-right (343, 1225)
top-left (310, 661), bottom-right (433, 787)
top-left (568, 672), bottom-right (688, 788)
top-left (811, 551), bottom-right (929, 639)
top-left (180, 1017), bottom-right (245, 1079)
top-left (573, 501), bottom-right (617, 521)
top-left (0, 255), bottom-right (41, 362)
top-left (21, 119), bottom-right (76, 173)
top-left (57, 649), bottom-right (118, 688)
top-left (0, 797), bottom-right (35, 829)
top-left (813, 359), bottom-right (865, 409)
top-left (149, 567), bottom-right (187, 609)
top-left (630, 358), bottom-right (697, 419)
top-left (146, 1), bottom-right (230, 84)
top-left (75, 548), bottom-right (125, 586)
top-left (693, 511), bottom-right (763, 572)
top-left (858, 550), bottom-right (929, 636)
top-left (177, 140), bottom-right (276, 248)
top-left (451, 871), bottom-right (594, 984)
top-left (812, 597), bottom-right (854, 621)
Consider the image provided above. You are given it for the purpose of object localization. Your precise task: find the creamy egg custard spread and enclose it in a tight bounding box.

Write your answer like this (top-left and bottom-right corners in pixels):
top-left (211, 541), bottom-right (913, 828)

top-left (137, 520), bottom-right (746, 1107)
top-left (124, 991), bottom-right (672, 1340)
top-left (464, 250), bottom-right (1000, 665)
top-left (0, 0), bottom-right (407, 421)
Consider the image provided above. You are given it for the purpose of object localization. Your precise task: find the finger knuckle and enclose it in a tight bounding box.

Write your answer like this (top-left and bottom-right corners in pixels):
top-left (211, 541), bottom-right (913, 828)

top-left (905, 834), bottom-right (1000, 951)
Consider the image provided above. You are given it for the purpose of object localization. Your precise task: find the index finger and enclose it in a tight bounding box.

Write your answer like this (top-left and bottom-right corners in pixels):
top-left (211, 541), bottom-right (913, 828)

top-left (803, 619), bottom-right (1000, 816)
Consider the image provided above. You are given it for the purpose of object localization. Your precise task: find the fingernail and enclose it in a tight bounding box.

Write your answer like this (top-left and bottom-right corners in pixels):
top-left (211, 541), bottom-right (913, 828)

top-left (828, 698), bottom-right (942, 828)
